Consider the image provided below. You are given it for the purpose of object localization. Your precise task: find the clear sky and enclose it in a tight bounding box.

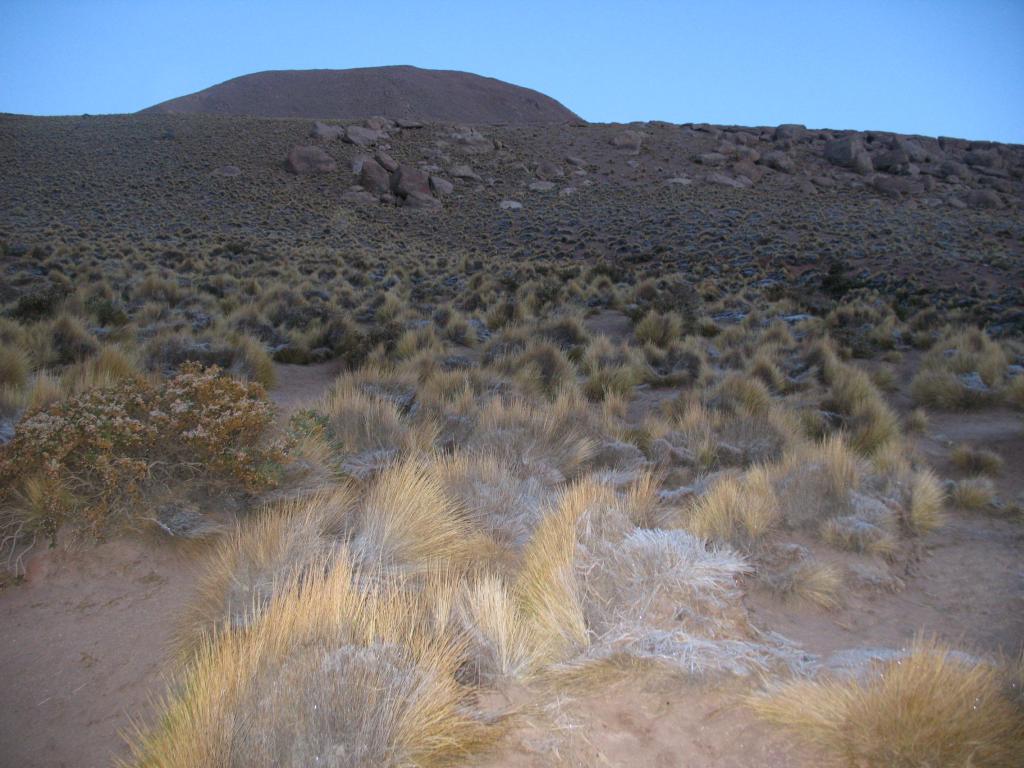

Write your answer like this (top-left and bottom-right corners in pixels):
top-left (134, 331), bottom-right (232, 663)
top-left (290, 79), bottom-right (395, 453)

top-left (1, 0), bottom-right (1022, 143)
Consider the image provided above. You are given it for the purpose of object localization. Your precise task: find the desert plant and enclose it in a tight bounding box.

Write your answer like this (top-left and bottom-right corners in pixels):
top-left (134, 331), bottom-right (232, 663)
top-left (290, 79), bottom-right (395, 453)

top-left (950, 477), bottom-right (996, 511)
top-left (0, 364), bottom-right (282, 543)
top-left (634, 310), bottom-right (682, 348)
top-left (748, 638), bottom-right (1024, 767)
top-left (906, 468), bottom-right (945, 534)
top-left (129, 558), bottom-right (502, 768)
top-left (950, 444), bottom-right (1004, 477)
top-left (687, 466), bottom-right (780, 546)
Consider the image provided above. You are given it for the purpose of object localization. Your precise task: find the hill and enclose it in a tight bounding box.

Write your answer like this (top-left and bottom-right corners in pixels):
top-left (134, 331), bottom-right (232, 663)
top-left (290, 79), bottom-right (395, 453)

top-left (139, 65), bottom-right (583, 124)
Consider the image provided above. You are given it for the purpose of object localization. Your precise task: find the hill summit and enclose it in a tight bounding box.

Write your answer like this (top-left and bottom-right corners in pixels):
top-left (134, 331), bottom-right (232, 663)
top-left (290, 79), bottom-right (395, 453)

top-left (140, 65), bottom-right (582, 124)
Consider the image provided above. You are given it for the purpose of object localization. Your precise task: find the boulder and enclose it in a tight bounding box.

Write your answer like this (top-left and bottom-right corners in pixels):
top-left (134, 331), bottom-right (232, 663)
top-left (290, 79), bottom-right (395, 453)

top-left (873, 148), bottom-right (909, 172)
top-left (429, 176), bottom-right (454, 196)
top-left (358, 159), bottom-right (391, 195)
top-left (341, 186), bottom-right (378, 206)
top-left (396, 118), bottom-right (424, 129)
top-left (733, 160), bottom-right (764, 183)
top-left (761, 150), bottom-right (795, 173)
top-left (940, 160), bottom-right (970, 179)
top-left (529, 180), bottom-right (556, 192)
top-left (344, 125), bottom-right (381, 147)
top-left (591, 440), bottom-right (646, 471)
top-left (374, 150), bottom-right (399, 172)
top-left (871, 175), bottom-right (919, 197)
top-left (310, 121), bottom-right (344, 140)
top-left (706, 172), bottom-right (752, 189)
top-left (964, 148), bottom-right (1001, 168)
top-left (285, 145), bottom-right (337, 174)
top-left (450, 127), bottom-right (493, 153)
top-left (967, 189), bottom-right (1004, 209)
top-left (696, 152), bottom-right (728, 166)
top-left (499, 199), bottom-right (523, 210)
top-left (774, 123), bottom-right (806, 141)
top-left (824, 135), bottom-right (873, 174)
top-left (609, 130), bottom-right (643, 154)
top-left (535, 159), bottom-right (565, 180)
top-left (894, 137), bottom-right (932, 163)
top-left (390, 165), bottom-right (440, 209)
top-left (449, 164), bottom-right (481, 181)
top-left (364, 116), bottom-right (394, 132)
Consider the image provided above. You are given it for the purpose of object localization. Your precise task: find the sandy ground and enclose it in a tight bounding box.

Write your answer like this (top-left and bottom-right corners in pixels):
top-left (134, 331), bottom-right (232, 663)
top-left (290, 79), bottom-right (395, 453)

top-left (1, 362), bottom-right (1021, 768)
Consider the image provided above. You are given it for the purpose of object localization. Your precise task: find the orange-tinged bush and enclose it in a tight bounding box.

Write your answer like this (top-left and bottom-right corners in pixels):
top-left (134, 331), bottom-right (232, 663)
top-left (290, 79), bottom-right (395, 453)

top-left (0, 363), bottom-right (283, 542)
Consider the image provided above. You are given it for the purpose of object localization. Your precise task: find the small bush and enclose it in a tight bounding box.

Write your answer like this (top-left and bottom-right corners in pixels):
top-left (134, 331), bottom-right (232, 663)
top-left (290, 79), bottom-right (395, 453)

top-left (0, 364), bottom-right (282, 543)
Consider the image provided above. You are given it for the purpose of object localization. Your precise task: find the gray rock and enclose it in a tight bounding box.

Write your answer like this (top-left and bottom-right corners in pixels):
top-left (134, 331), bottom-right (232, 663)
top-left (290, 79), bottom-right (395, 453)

top-left (705, 172), bottom-right (752, 189)
top-left (529, 180), bottom-right (556, 192)
top-left (958, 371), bottom-right (990, 392)
top-left (592, 440), bottom-right (647, 472)
top-left (429, 176), bottom-right (454, 196)
top-left (967, 189), bottom-right (1003, 209)
top-left (761, 151), bottom-right (795, 173)
top-left (499, 199), bottom-right (523, 211)
top-left (609, 130), bottom-right (643, 154)
top-left (535, 159), bottom-right (565, 180)
top-left (449, 164), bottom-right (481, 181)
top-left (649, 438), bottom-right (696, 467)
top-left (358, 159), bottom-right (391, 195)
top-left (344, 125), bottom-right (381, 148)
top-left (825, 135), bottom-right (873, 174)
top-left (873, 148), bottom-right (909, 171)
top-left (390, 165), bottom-right (440, 209)
top-left (696, 152), bottom-right (728, 166)
top-left (310, 121), bottom-right (344, 140)
top-left (374, 150), bottom-right (399, 172)
top-left (284, 145), bottom-right (337, 174)
top-left (773, 124), bottom-right (806, 141)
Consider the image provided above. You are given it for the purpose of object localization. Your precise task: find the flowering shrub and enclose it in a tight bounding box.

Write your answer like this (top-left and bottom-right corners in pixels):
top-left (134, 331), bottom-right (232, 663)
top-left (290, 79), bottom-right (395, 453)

top-left (0, 364), bottom-right (284, 543)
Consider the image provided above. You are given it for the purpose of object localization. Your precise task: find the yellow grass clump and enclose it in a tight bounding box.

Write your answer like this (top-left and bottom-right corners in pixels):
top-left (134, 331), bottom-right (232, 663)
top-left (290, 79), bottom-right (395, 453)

top-left (907, 468), bottom-right (945, 534)
top-left (748, 639), bottom-right (1024, 767)
top-left (687, 465), bottom-right (780, 546)
top-left (127, 558), bottom-right (503, 768)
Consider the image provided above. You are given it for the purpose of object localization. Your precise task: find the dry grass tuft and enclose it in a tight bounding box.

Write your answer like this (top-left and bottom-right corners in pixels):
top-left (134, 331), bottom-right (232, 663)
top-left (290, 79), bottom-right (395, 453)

top-left (177, 489), bottom-right (352, 656)
top-left (512, 481), bottom-right (593, 667)
top-left (765, 560), bottom-right (842, 610)
top-left (907, 468), bottom-right (945, 534)
top-left (748, 638), bottom-right (1024, 767)
top-left (128, 558), bottom-right (503, 768)
top-left (950, 477), bottom-right (996, 511)
top-left (351, 458), bottom-right (482, 574)
top-left (687, 466), bottom-right (780, 546)
top-left (950, 443), bottom-right (1004, 477)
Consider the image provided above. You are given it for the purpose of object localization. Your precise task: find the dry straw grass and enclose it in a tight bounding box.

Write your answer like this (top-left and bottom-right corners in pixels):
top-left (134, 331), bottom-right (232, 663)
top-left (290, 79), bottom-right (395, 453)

top-left (127, 557), bottom-right (504, 768)
top-left (687, 466), bottom-right (780, 546)
top-left (748, 638), bottom-right (1024, 767)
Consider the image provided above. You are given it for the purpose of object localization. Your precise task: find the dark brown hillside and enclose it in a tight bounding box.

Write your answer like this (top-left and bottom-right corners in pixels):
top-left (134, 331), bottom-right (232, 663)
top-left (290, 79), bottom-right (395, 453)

top-left (140, 65), bottom-right (583, 124)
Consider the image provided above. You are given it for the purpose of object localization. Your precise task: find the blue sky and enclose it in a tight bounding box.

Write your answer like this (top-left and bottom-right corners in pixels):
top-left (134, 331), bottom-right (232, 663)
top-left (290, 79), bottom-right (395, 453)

top-left (1, 0), bottom-right (1022, 142)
